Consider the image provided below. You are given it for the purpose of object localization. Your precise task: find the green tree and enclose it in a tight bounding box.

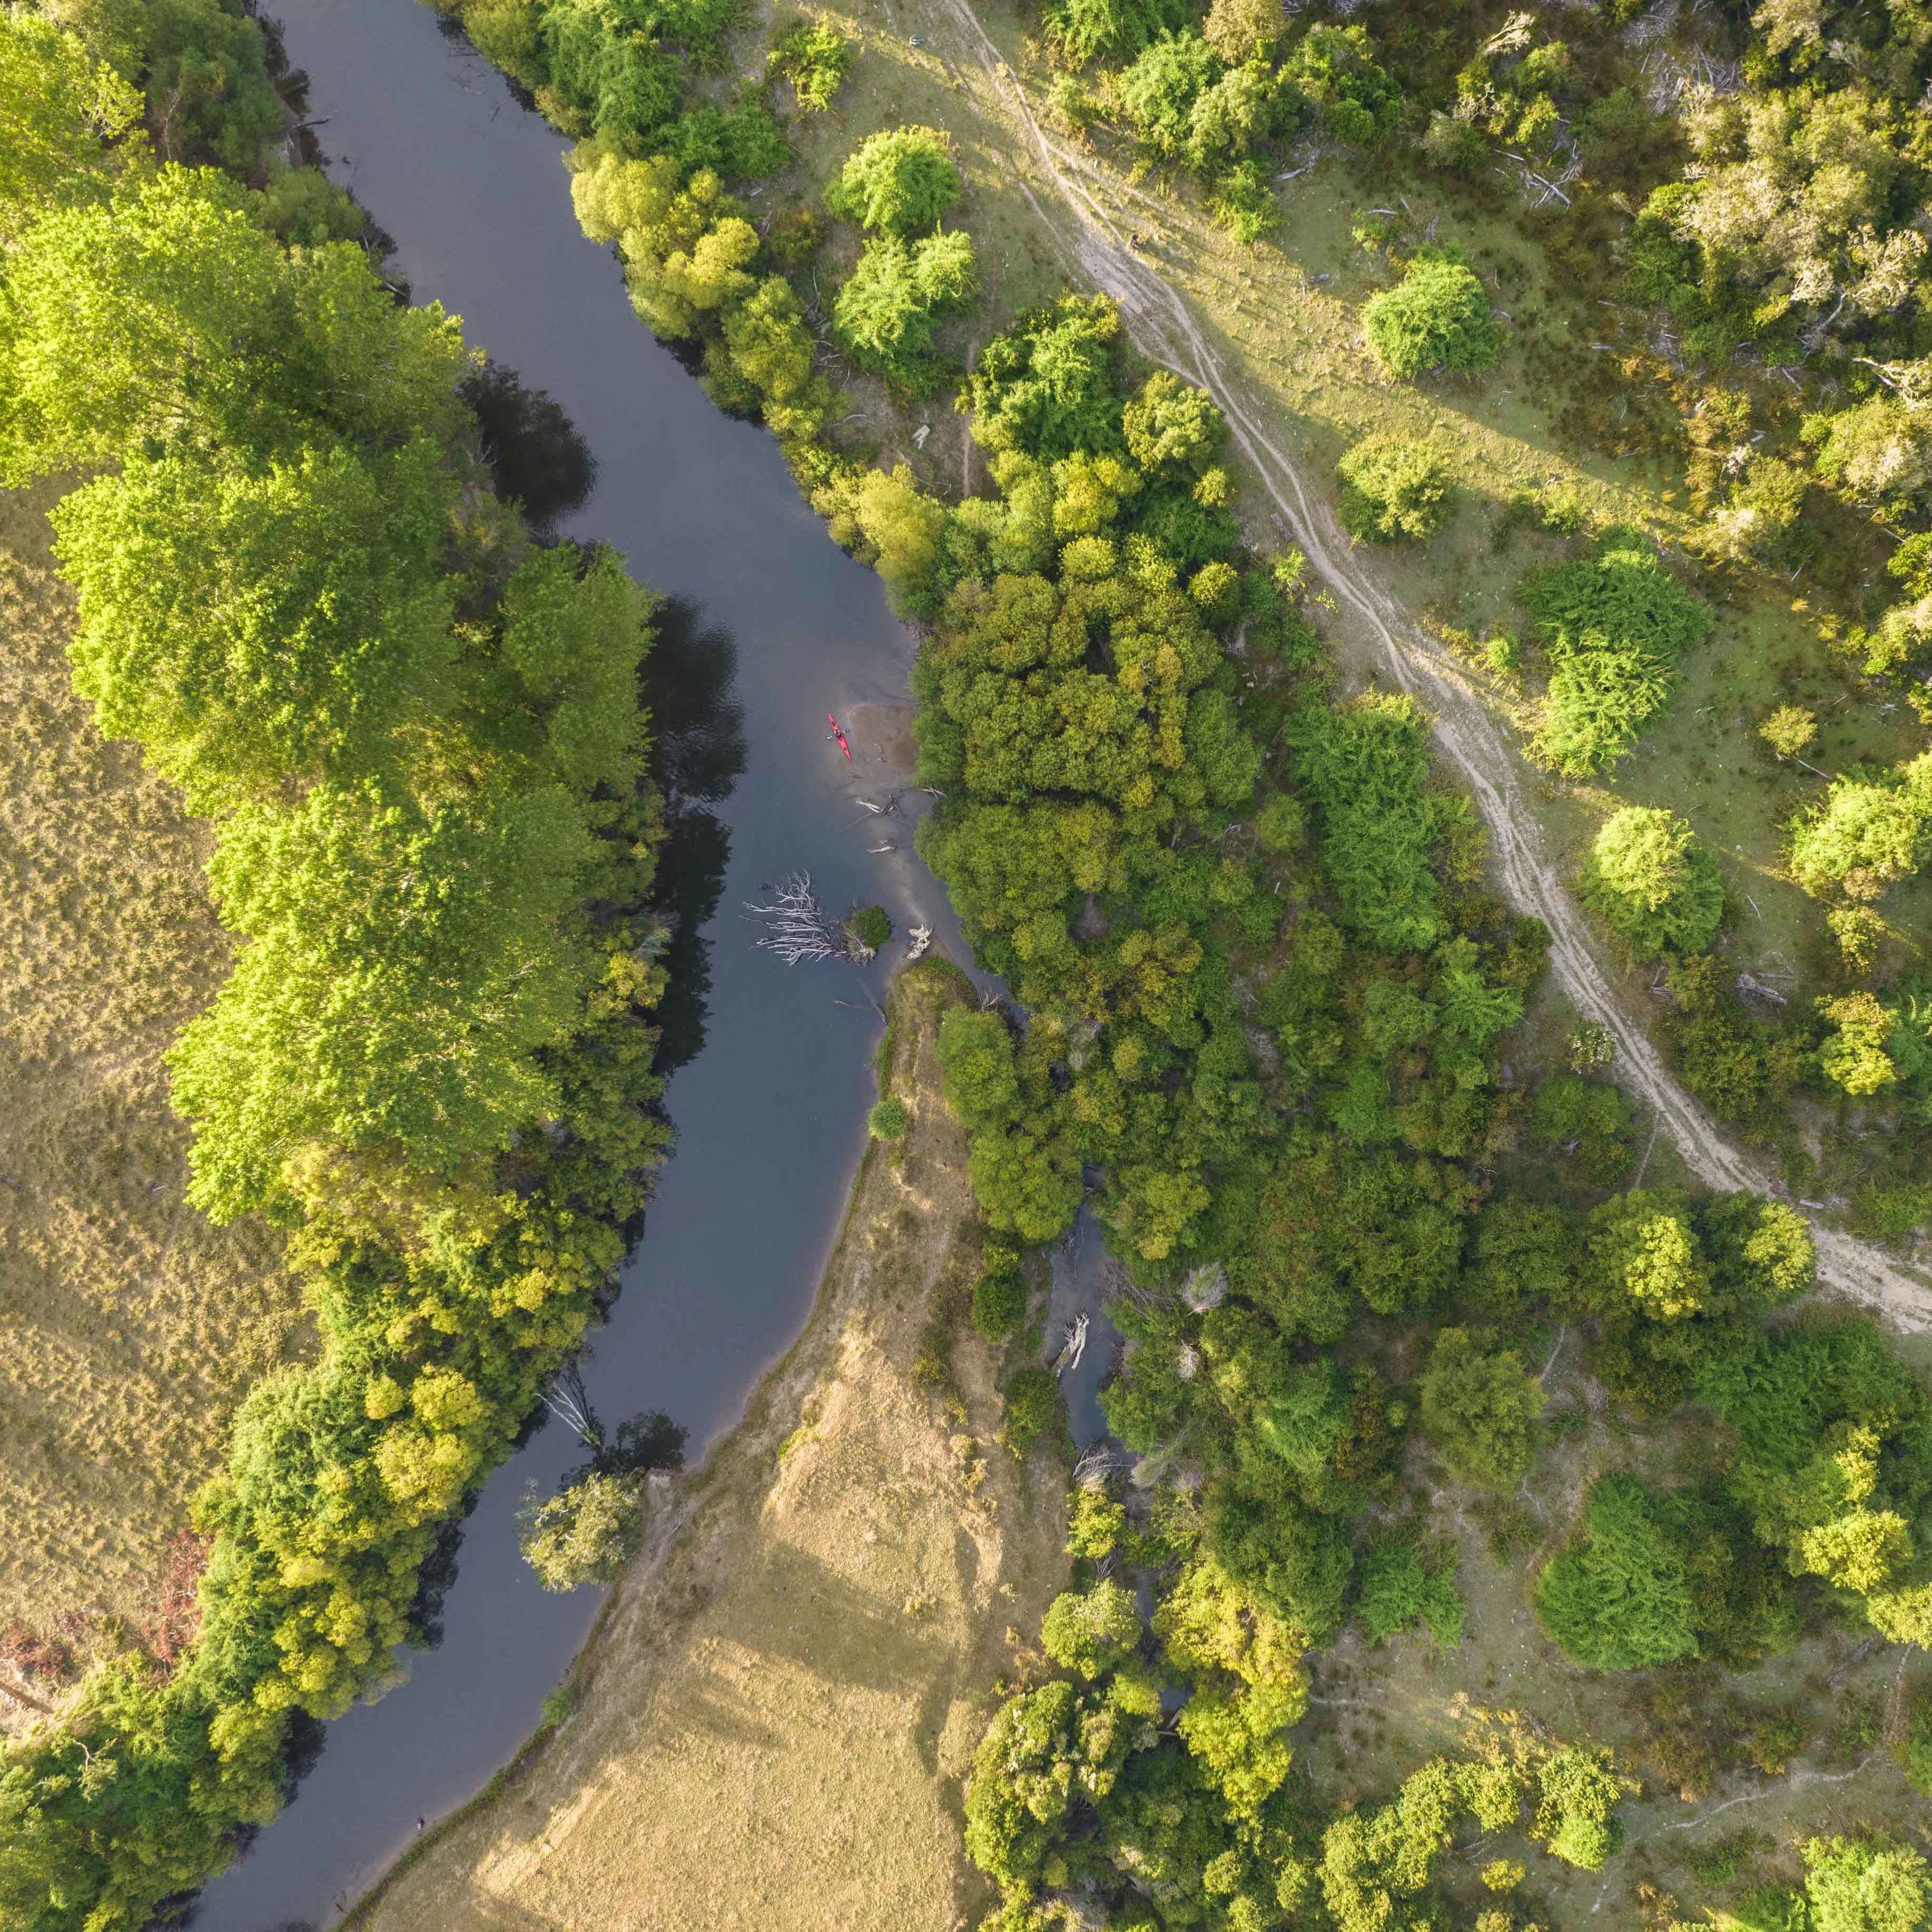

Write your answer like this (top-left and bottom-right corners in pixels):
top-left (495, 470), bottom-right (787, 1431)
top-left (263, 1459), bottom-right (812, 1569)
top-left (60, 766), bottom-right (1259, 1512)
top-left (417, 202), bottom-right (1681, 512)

top-left (1042, 0), bottom-right (1188, 67)
top-left (0, 6), bottom-right (143, 241)
top-left (964, 293), bottom-right (1125, 461)
top-left (1802, 1834), bottom-right (1932, 1932)
top-left (868, 1098), bottom-right (910, 1139)
top-left (1363, 252), bottom-right (1501, 379)
top-left (1288, 692), bottom-right (1446, 952)
top-left (1121, 369), bottom-right (1224, 478)
top-left (143, 0), bottom-right (285, 170)
top-left (1580, 805), bottom-right (1724, 957)
top-left (1532, 1746), bottom-right (1629, 1869)
top-left (169, 778), bottom-right (600, 1225)
top-left (0, 165), bottom-right (467, 481)
top-left (1287, 23), bottom-right (1399, 145)
top-left (1040, 1580), bottom-right (1142, 1678)
top-left (1790, 755), bottom-right (1932, 899)
top-left (936, 1007), bottom-right (1024, 1129)
top-left (832, 229), bottom-right (977, 383)
top-left (1337, 433), bottom-right (1452, 541)
top-left (51, 437), bottom-right (460, 810)
top-left (1201, 0), bottom-right (1287, 61)
top-left (1817, 991), bottom-right (1900, 1096)
top-left (963, 1681), bottom-right (1081, 1890)
top-left (824, 124), bottom-right (960, 236)
top-left (517, 1470), bottom-right (647, 1590)
top-left (1117, 30), bottom-right (1219, 160)
top-left (1418, 1327), bottom-right (1545, 1490)
top-left (1526, 538), bottom-right (1712, 775)
top-left (1533, 1472), bottom-right (1700, 1670)
top-left (767, 16), bottom-right (852, 112)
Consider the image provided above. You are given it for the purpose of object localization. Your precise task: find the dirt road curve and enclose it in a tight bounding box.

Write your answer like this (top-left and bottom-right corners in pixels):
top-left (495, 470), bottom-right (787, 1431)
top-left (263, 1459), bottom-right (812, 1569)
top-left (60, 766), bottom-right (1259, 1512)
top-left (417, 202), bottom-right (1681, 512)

top-left (923, 0), bottom-right (1932, 1330)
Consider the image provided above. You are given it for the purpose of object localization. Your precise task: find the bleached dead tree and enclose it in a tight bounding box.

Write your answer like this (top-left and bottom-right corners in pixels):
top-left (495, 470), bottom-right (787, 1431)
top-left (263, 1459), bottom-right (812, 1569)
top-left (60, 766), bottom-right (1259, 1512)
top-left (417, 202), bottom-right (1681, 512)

top-left (539, 1360), bottom-right (603, 1453)
top-left (744, 872), bottom-right (848, 964)
top-left (1051, 1313), bottom-right (1090, 1377)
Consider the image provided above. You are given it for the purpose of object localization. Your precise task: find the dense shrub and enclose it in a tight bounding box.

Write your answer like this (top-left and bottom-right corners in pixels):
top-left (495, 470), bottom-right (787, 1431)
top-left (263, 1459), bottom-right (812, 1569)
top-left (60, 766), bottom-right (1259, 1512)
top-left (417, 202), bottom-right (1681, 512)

top-left (1363, 252), bottom-right (1501, 379)
top-left (1525, 534), bottom-right (1712, 775)
top-left (1287, 693), bottom-right (1447, 952)
top-left (1356, 1541), bottom-right (1464, 1644)
top-left (1001, 1364), bottom-right (1064, 1457)
top-left (1534, 1472), bottom-right (1703, 1669)
top-left (824, 124), bottom-right (960, 236)
top-left (1580, 805), bottom-right (1724, 957)
top-left (868, 1097), bottom-right (910, 1139)
top-left (971, 1253), bottom-right (1028, 1339)
top-left (1418, 1327), bottom-right (1544, 1490)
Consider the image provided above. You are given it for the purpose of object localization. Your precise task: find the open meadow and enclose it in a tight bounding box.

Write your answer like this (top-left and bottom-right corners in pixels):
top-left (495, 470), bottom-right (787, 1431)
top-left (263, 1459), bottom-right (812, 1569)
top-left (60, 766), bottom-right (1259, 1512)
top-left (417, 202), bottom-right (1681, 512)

top-left (0, 482), bottom-right (308, 1669)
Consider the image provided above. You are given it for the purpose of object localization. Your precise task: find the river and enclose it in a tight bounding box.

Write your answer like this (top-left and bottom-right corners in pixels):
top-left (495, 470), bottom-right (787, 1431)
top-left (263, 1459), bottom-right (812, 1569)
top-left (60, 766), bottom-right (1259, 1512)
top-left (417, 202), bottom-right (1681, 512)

top-left (188, 4), bottom-right (982, 1923)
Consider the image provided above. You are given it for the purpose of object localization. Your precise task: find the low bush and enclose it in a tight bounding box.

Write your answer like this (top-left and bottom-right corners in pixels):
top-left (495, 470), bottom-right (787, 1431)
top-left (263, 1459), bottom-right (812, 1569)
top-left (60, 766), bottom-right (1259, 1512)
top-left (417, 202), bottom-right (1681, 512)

top-left (767, 15), bottom-right (852, 112)
top-left (1337, 434), bottom-right (1451, 542)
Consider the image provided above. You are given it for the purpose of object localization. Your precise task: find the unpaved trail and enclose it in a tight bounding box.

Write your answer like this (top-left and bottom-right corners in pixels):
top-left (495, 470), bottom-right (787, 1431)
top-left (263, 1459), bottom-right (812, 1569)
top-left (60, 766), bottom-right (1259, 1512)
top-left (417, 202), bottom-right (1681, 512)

top-left (919, 0), bottom-right (1932, 1330)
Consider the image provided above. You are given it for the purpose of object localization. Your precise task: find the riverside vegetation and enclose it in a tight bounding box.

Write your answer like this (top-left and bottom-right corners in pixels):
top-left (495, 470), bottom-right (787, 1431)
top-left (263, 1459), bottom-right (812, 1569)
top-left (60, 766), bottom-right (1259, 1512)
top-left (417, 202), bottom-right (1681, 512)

top-left (332, 0), bottom-right (1932, 1926)
top-left (0, 6), bottom-right (673, 1925)
top-left (12, 0), bottom-right (1932, 1924)
top-left (349, 964), bottom-right (1075, 1932)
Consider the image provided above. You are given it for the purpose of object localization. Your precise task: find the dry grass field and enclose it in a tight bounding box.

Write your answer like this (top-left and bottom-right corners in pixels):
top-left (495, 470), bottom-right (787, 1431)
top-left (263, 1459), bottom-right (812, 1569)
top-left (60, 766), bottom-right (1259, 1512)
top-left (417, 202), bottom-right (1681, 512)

top-left (0, 482), bottom-right (308, 1659)
top-left (351, 964), bottom-right (1070, 1932)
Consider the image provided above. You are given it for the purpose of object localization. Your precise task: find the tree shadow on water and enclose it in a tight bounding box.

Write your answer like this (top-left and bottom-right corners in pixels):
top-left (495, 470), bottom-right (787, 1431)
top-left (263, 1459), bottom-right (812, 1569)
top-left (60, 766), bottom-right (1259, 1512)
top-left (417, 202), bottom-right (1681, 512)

top-left (459, 360), bottom-right (597, 536)
top-left (639, 597), bottom-right (747, 1079)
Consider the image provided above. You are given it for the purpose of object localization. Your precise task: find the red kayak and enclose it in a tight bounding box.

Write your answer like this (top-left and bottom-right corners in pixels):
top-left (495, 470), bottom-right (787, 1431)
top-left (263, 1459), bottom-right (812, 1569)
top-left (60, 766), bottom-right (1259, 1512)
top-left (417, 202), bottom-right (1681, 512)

top-left (827, 712), bottom-right (852, 759)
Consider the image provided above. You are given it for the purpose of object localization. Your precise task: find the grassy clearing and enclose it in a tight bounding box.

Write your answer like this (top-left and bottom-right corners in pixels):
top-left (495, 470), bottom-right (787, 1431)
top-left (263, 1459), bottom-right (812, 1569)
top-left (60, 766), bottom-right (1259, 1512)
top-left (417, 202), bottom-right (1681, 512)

top-left (0, 483), bottom-right (308, 1656)
top-left (351, 963), bottom-right (1070, 1932)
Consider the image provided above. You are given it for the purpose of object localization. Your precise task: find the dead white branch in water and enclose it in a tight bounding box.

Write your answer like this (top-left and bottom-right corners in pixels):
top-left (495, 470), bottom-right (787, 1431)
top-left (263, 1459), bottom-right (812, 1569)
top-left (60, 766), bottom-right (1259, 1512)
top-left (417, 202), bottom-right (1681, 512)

top-left (745, 872), bottom-right (847, 964)
top-left (1051, 1313), bottom-right (1089, 1377)
top-left (906, 923), bottom-right (933, 960)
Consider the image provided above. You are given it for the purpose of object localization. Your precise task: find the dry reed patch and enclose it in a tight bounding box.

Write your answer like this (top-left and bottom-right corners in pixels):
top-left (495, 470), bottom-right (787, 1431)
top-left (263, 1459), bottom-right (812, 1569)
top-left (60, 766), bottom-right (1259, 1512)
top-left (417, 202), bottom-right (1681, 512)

top-left (354, 968), bottom-right (1069, 1932)
top-left (0, 482), bottom-right (308, 1654)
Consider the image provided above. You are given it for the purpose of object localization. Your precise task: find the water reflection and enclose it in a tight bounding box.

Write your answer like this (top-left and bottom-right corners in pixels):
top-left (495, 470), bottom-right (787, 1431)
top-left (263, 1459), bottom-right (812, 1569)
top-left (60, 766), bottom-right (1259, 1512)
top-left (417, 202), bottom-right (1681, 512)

top-left (640, 598), bottom-right (747, 1077)
top-left (458, 360), bottom-right (598, 534)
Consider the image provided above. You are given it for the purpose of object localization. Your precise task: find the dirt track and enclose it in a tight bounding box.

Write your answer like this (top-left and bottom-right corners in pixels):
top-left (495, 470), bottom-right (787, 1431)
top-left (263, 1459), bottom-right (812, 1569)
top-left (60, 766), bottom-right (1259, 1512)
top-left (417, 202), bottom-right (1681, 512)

top-left (912, 0), bottom-right (1932, 1331)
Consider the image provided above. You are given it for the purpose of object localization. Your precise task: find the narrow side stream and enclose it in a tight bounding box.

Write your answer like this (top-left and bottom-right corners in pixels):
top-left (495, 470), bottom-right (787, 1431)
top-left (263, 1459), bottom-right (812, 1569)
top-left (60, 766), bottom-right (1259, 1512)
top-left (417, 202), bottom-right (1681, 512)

top-left (189, 3), bottom-right (981, 1923)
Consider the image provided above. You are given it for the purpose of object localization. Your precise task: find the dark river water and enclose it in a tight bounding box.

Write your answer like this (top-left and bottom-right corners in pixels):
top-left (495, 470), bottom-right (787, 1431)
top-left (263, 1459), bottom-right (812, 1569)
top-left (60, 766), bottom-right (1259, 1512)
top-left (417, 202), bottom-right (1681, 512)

top-left (188, 4), bottom-right (983, 1923)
